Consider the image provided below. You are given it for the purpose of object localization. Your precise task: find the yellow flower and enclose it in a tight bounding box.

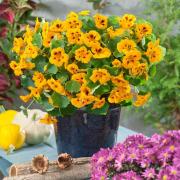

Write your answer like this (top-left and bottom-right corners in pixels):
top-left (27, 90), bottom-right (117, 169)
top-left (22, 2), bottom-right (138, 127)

top-left (49, 47), bottom-right (69, 67)
top-left (111, 74), bottom-right (130, 92)
top-left (12, 37), bottom-right (25, 55)
top-left (42, 22), bottom-right (49, 38)
top-left (71, 73), bottom-right (86, 84)
top-left (32, 71), bottom-right (47, 88)
top-left (23, 25), bottom-right (34, 44)
top-left (83, 30), bottom-right (101, 47)
top-left (112, 59), bottom-right (121, 68)
top-left (65, 17), bottom-right (82, 29)
top-left (43, 31), bottom-right (62, 48)
top-left (9, 61), bottom-right (23, 76)
top-left (50, 19), bottom-right (65, 33)
top-left (71, 93), bottom-right (95, 108)
top-left (47, 78), bottom-right (66, 95)
top-left (39, 114), bottom-right (57, 125)
top-left (122, 50), bottom-right (141, 69)
top-left (22, 43), bottom-right (39, 59)
top-left (117, 39), bottom-right (136, 54)
top-left (119, 14), bottom-right (136, 29)
top-left (66, 63), bottom-right (79, 74)
top-left (92, 98), bottom-right (105, 109)
top-left (107, 26), bottom-right (125, 38)
top-left (34, 17), bottom-right (40, 32)
top-left (66, 29), bottom-right (83, 45)
top-left (67, 11), bottom-right (78, 19)
top-left (19, 58), bottom-right (35, 70)
top-left (28, 86), bottom-right (42, 99)
top-left (75, 46), bottom-right (92, 63)
top-left (80, 85), bottom-right (91, 96)
top-left (79, 10), bottom-right (90, 16)
top-left (145, 40), bottom-right (162, 63)
top-left (94, 14), bottom-right (108, 29)
top-left (133, 93), bottom-right (151, 107)
top-left (108, 87), bottom-right (132, 104)
top-left (90, 69), bottom-right (111, 85)
top-left (91, 43), bottom-right (111, 59)
top-left (20, 94), bottom-right (32, 103)
top-left (130, 63), bottom-right (147, 77)
top-left (136, 23), bottom-right (152, 41)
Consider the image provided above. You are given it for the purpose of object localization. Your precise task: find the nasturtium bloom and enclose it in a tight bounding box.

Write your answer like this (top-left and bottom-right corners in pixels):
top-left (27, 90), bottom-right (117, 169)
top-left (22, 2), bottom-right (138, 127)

top-left (10, 11), bottom-right (165, 116)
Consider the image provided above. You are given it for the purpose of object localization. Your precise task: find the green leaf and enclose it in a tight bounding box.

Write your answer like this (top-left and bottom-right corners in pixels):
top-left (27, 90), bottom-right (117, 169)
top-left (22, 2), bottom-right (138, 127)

top-left (108, 15), bottom-right (119, 28)
top-left (51, 39), bottom-right (65, 49)
top-left (149, 65), bottom-right (156, 77)
top-left (129, 78), bottom-right (141, 86)
top-left (48, 108), bottom-right (61, 116)
top-left (32, 33), bottom-right (42, 48)
top-left (34, 56), bottom-right (48, 72)
top-left (113, 49), bottom-right (124, 58)
top-left (120, 100), bottom-right (132, 106)
top-left (0, 105), bottom-right (5, 113)
top-left (46, 64), bottom-right (58, 74)
top-left (108, 37), bottom-right (121, 51)
top-left (141, 37), bottom-right (146, 47)
top-left (56, 70), bottom-right (69, 84)
top-left (65, 80), bottom-right (81, 93)
top-left (160, 46), bottom-right (166, 59)
top-left (21, 75), bottom-right (34, 87)
top-left (51, 93), bottom-right (70, 108)
top-left (87, 102), bottom-right (109, 115)
top-left (60, 104), bottom-right (77, 117)
top-left (94, 84), bottom-right (110, 96)
top-left (103, 65), bottom-right (120, 76)
top-left (42, 101), bottom-right (54, 111)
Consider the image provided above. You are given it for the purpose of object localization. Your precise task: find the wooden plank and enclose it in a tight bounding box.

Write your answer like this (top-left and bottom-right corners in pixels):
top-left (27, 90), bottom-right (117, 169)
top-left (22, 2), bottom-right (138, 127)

top-left (4, 157), bottom-right (91, 180)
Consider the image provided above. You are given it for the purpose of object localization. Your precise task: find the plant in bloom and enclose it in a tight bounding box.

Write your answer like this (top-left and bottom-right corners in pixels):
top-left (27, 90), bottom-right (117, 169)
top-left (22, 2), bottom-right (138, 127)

top-left (91, 130), bottom-right (180, 180)
top-left (10, 11), bottom-right (165, 116)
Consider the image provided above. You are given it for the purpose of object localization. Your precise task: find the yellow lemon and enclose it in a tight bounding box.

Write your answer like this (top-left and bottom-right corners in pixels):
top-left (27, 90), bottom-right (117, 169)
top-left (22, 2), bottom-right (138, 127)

top-left (0, 110), bottom-right (17, 126)
top-left (0, 124), bottom-right (25, 151)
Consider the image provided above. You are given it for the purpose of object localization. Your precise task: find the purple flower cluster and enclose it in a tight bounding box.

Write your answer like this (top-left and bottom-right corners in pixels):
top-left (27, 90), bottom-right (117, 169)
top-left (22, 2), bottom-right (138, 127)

top-left (91, 130), bottom-right (180, 180)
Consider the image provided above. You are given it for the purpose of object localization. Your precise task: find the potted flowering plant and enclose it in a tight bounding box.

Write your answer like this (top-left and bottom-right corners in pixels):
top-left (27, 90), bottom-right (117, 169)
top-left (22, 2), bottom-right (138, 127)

top-left (91, 130), bottom-right (180, 179)
top-left (10, 11), bottom-right (165, 157)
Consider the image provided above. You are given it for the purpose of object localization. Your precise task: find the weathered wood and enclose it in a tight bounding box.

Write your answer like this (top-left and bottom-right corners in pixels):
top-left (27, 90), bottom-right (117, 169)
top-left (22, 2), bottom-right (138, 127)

top-left (5, 157), bottom-right (90, 180)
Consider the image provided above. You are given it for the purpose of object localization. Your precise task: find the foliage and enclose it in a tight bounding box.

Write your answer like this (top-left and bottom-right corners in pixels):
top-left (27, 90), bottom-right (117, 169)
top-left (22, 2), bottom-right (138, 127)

top-left (10, 11), bottom-right (165, 117)
top-left (91, 130), bottom-right (180, 179)
top-left (139, 0), bottom-right (180, 130)
top-left (0, 0), bottom-right (36, 105)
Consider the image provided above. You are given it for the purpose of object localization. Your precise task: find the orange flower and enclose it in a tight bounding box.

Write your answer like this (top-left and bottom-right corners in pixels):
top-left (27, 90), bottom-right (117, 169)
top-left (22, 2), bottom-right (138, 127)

top-left (90, 69), bottom-right (111, 85)
top-left (92, 98), bottom-right (105, 109)
top-left (91, 43), bottom-right (111, 59)
top-left (94, 14), bottom-right (108, 29)
top-left (39, 114), bottom-right (57, 125)
top-left (130, 63), bottom-right (147, 77)
top-left (136, 23), bottom-right (152, 41)
top-left (75, 46), bottom-right (92, 63)
top-left (83, 30), bottom-right (101, 47)
top-left (133, 93), bottom-right (151, 107)
top-left (66, 63), bottom-right (79, 74)
top-left (145, 40), bottom-right (162, 63)
top-left (112, 59), bottom-right (122, 68)
top-left (49, 47), bottom-right (69, 67)
top-left (117, 39), bottom-right (136, 54)
top-left (66, 29), bottom-right (83, 45)
top-left (119, 14), bottom-right (136, 29)
top-left (122, 50), bottom-right (141, 69)
top-left (71, 73), bottom-right (86, 84)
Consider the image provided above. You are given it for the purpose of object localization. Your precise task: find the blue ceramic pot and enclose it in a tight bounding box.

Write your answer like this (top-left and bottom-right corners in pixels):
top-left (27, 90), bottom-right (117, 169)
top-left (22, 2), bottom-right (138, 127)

top-left (57, 107), bottom-right (120, 158)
